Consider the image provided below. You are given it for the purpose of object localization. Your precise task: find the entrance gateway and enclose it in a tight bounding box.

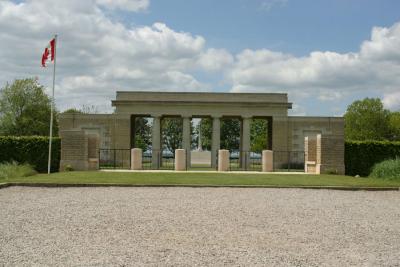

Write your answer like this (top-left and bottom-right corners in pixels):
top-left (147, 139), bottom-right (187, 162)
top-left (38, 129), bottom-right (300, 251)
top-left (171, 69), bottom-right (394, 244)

top-left (59, 91), bottom-right (345, 174)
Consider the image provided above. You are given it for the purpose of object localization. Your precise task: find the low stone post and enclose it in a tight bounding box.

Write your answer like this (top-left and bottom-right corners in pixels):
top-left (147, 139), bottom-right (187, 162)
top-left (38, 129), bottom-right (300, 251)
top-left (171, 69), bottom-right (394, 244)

top-left (175, 149), bottom-right (186, 171)
top-left (262, 150), bottom-right (273, 172)
top-left (131, 148), bottom-right (142, 170)
top-left (218, 149), bottom-right (229, 171)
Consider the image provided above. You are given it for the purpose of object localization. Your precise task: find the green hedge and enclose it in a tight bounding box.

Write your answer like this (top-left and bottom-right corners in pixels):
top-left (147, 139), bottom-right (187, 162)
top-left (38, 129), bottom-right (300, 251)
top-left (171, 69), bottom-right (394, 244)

top-left (345, 141), bottom-right (400, 176)
top-left (0, 136), bottom-right (60, 173)
top-left (1, 136), bottom-right (399, 176)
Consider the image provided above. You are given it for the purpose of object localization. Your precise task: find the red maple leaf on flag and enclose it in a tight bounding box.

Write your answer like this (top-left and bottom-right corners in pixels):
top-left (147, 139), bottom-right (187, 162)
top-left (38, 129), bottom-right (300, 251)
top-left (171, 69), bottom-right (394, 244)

top-left (41, 38), bottom-right (56, 67)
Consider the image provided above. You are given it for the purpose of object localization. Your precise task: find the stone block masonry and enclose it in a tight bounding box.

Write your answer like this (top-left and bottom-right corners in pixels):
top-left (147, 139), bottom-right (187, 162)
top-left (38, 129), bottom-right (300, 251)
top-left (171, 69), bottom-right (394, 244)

top-left (60, 130), bottom-right (99, 171)
top-left (316, 134), bottom-right (345, 175)
top-left (59, 91), bottom-right (345, 172)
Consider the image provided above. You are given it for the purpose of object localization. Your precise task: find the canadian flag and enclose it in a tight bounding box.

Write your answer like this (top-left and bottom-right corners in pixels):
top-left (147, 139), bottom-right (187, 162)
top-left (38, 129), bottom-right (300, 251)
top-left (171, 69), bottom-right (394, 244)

top-left (41, 38), bottom-right (56, 67)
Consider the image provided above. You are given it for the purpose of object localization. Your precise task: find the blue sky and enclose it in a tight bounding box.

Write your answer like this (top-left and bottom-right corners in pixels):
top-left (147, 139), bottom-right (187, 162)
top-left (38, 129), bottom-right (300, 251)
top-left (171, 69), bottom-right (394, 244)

top-left (1, 0), bottom-right (400, 115)
top-left (129, 0), bottom-right (400, 55)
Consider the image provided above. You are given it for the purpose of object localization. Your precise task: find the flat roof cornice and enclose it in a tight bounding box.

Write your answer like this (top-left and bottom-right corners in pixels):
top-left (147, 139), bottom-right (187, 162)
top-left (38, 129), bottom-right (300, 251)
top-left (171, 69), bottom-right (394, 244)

top-left (113, 91), bottom-right (291, 108)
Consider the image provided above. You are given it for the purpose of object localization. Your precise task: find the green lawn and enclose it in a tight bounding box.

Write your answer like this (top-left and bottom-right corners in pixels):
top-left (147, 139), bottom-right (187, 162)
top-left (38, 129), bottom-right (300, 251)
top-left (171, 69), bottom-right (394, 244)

top-left (1, 171), bottom-right (399, 188)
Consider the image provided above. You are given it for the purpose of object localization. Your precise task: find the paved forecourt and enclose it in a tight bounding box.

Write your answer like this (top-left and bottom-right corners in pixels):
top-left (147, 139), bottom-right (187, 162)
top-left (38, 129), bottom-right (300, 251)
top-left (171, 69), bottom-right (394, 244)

top-left (0, 187), bottom-right (399, 266)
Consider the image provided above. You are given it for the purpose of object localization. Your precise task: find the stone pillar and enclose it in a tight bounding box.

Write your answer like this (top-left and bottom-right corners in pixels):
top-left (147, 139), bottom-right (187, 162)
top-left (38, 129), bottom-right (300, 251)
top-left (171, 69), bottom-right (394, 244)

top-left (211, 116), bottom-right (221, 168)
top-left (271, 116), bottom-right (289, 170)
top-left (87, 134), bottom-right (100, 171)
top-left (218, 149), bottom-right (229, 171)
top-left (316, 134), bottom-right (345, 175)
top-left (304, 136), bottom-right (317, 173)
top-left (175, 149), bottom-right (186, 171)
top-left (262, 150), bottom-right (273, 172)
top-left (131, 148), bottom-right (142, 170)
top-left (182, 116), bottom-right (191, 169)
top-left (241, 117), bottom-right (251, 170)
top-left (152, 116), bottom-right (161, 169)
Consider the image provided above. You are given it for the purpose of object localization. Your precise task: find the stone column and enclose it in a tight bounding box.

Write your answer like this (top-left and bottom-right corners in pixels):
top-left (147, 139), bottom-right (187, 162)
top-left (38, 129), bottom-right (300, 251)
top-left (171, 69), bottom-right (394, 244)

top-left (211, 116), bottom-right (221, 168)
top-left (175, 149), bottom-right (186, 171)
top-left (152, 116), bottom-right (161, 169)
top-left (131, 148), bottom-right (142, 170)
top-left (262, 150), bottom-right (273, 172)
top-left (315, 134), bottom-right (345, 175)
top-left (182, 116), bottom-right (191, 169)
top-left (218, 149), bottom-right (230, 171)
top-left (241, 117), bottom-right (251, 170)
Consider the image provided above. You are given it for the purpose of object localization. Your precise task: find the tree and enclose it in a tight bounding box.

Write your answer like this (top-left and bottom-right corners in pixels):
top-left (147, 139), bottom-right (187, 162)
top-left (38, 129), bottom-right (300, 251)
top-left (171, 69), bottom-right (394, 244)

top-left (62, 104), bottom-right (100, 114)
top-left (344, 98), bottom-right (391, 141)
top-left (62, 108), bottom-right (83, 114)
top-left (134, 117), bottom-right (151, 151)
top-left (251, 119), bottom-right (268, 153)
top-left (198, 118), bottom-right (269, 152)
top-left (388, 112), bottom-right (400, 141)
top-left (80, 104), bottom-right (99, 114)
top-left (161, 117), bottom-right (182, 154)
top-left (0, 78), bottom-right (58, 136)
top-left (198, 118), bottom-right (212, 150)
top-left (220, 118), bottom-right (240, 150)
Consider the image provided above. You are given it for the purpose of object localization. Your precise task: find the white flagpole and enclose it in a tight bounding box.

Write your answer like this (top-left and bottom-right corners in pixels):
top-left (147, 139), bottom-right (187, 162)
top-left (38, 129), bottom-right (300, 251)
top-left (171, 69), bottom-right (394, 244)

top-left (47, 34), bottom-right (57, 174)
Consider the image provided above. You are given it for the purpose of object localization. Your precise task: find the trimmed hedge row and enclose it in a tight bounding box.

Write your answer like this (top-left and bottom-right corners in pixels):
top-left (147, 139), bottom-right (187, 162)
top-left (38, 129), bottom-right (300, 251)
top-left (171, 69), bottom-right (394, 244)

top-left (0, 136), bottom-right (60, 173)
top-left (1, 136), bottom-right (399, 176)
top-left (345, 141), bottom-right (400, 176)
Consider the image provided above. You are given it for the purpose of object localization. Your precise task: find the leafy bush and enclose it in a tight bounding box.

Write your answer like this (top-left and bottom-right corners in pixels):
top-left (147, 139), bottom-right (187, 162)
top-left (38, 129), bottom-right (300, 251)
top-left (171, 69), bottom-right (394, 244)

top-left (345, 141), bottom-right (400, 176)
top-left (0, 136), bottom-right (60, 173)
top-left (369, 158), bottom-right (400, 180)
top-left (0, 162), bottom-right (37, 180)
top-left (64, 164), bottom-right (73, 172)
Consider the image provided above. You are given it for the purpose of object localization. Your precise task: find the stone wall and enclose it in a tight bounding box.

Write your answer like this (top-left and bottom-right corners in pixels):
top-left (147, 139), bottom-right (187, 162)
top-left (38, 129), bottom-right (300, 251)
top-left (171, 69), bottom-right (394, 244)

top-left (273, 116), bottom-right (344, 170)
top-left (60, 130), bottom-right (88, 171)
top-left (287, 116), bottom-right (344, 152)
top-left (58, 92), bottom-right (344, 172)
top-left (59, 113), bottom-right (131, 150)
top-left (60, 130), bottom-right (100, 171)
top-left (316, 134), bottom-right (345, 175)
top-left (305, 138), bottom-right (317, 162)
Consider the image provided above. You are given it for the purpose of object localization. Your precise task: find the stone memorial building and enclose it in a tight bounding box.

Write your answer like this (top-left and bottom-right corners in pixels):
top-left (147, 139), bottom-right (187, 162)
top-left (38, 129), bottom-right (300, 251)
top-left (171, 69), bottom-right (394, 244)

top-left (59, 91), bottom-right (345, 174)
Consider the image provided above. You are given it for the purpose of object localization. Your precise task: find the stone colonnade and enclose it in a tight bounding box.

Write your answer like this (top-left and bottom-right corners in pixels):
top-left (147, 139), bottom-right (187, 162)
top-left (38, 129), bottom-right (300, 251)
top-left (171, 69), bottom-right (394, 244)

top-left (58, 91), bottom-right (345, 172)
top-left (138, 115), bottom-right (271, 169)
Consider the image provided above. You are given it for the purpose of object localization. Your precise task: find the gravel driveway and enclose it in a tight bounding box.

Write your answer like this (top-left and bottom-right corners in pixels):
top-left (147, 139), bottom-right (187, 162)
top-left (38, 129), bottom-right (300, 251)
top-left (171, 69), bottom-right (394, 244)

top-left (0, 187), bottom-right (399, 266)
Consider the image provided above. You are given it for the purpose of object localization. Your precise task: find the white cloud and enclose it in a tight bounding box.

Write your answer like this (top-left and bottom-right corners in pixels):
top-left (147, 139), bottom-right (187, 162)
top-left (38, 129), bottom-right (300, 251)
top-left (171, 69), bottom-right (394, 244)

top-left (1, 0), bottom-right (400, 115)
top-left (96, 0), bottom-right (149, 12)
top-left (197, 48), bottom-right (234, 72)
top-left (360, 25), bottom-right (400, 62)
top-left (0, 0), bottom-right (231, 112)
top-left (383, 91), bottom-right (400, 111)
top-left (260, 0), bottom-right (288, 11)
top-left (290, 104), bottom-right (306, 116)
top-left (229, 22), bottom-right (400, 110)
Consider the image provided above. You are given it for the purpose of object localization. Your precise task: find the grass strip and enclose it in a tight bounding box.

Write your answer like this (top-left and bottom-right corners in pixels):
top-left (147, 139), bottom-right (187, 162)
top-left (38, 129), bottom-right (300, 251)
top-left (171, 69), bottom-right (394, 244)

top-left (2, 171), bottom-right (400, 188)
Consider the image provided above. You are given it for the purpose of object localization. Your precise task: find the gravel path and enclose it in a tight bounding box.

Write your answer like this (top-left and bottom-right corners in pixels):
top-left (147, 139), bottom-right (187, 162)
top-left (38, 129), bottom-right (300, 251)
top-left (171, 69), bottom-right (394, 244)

top-left (0, 187), bottom-right (399, 266)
